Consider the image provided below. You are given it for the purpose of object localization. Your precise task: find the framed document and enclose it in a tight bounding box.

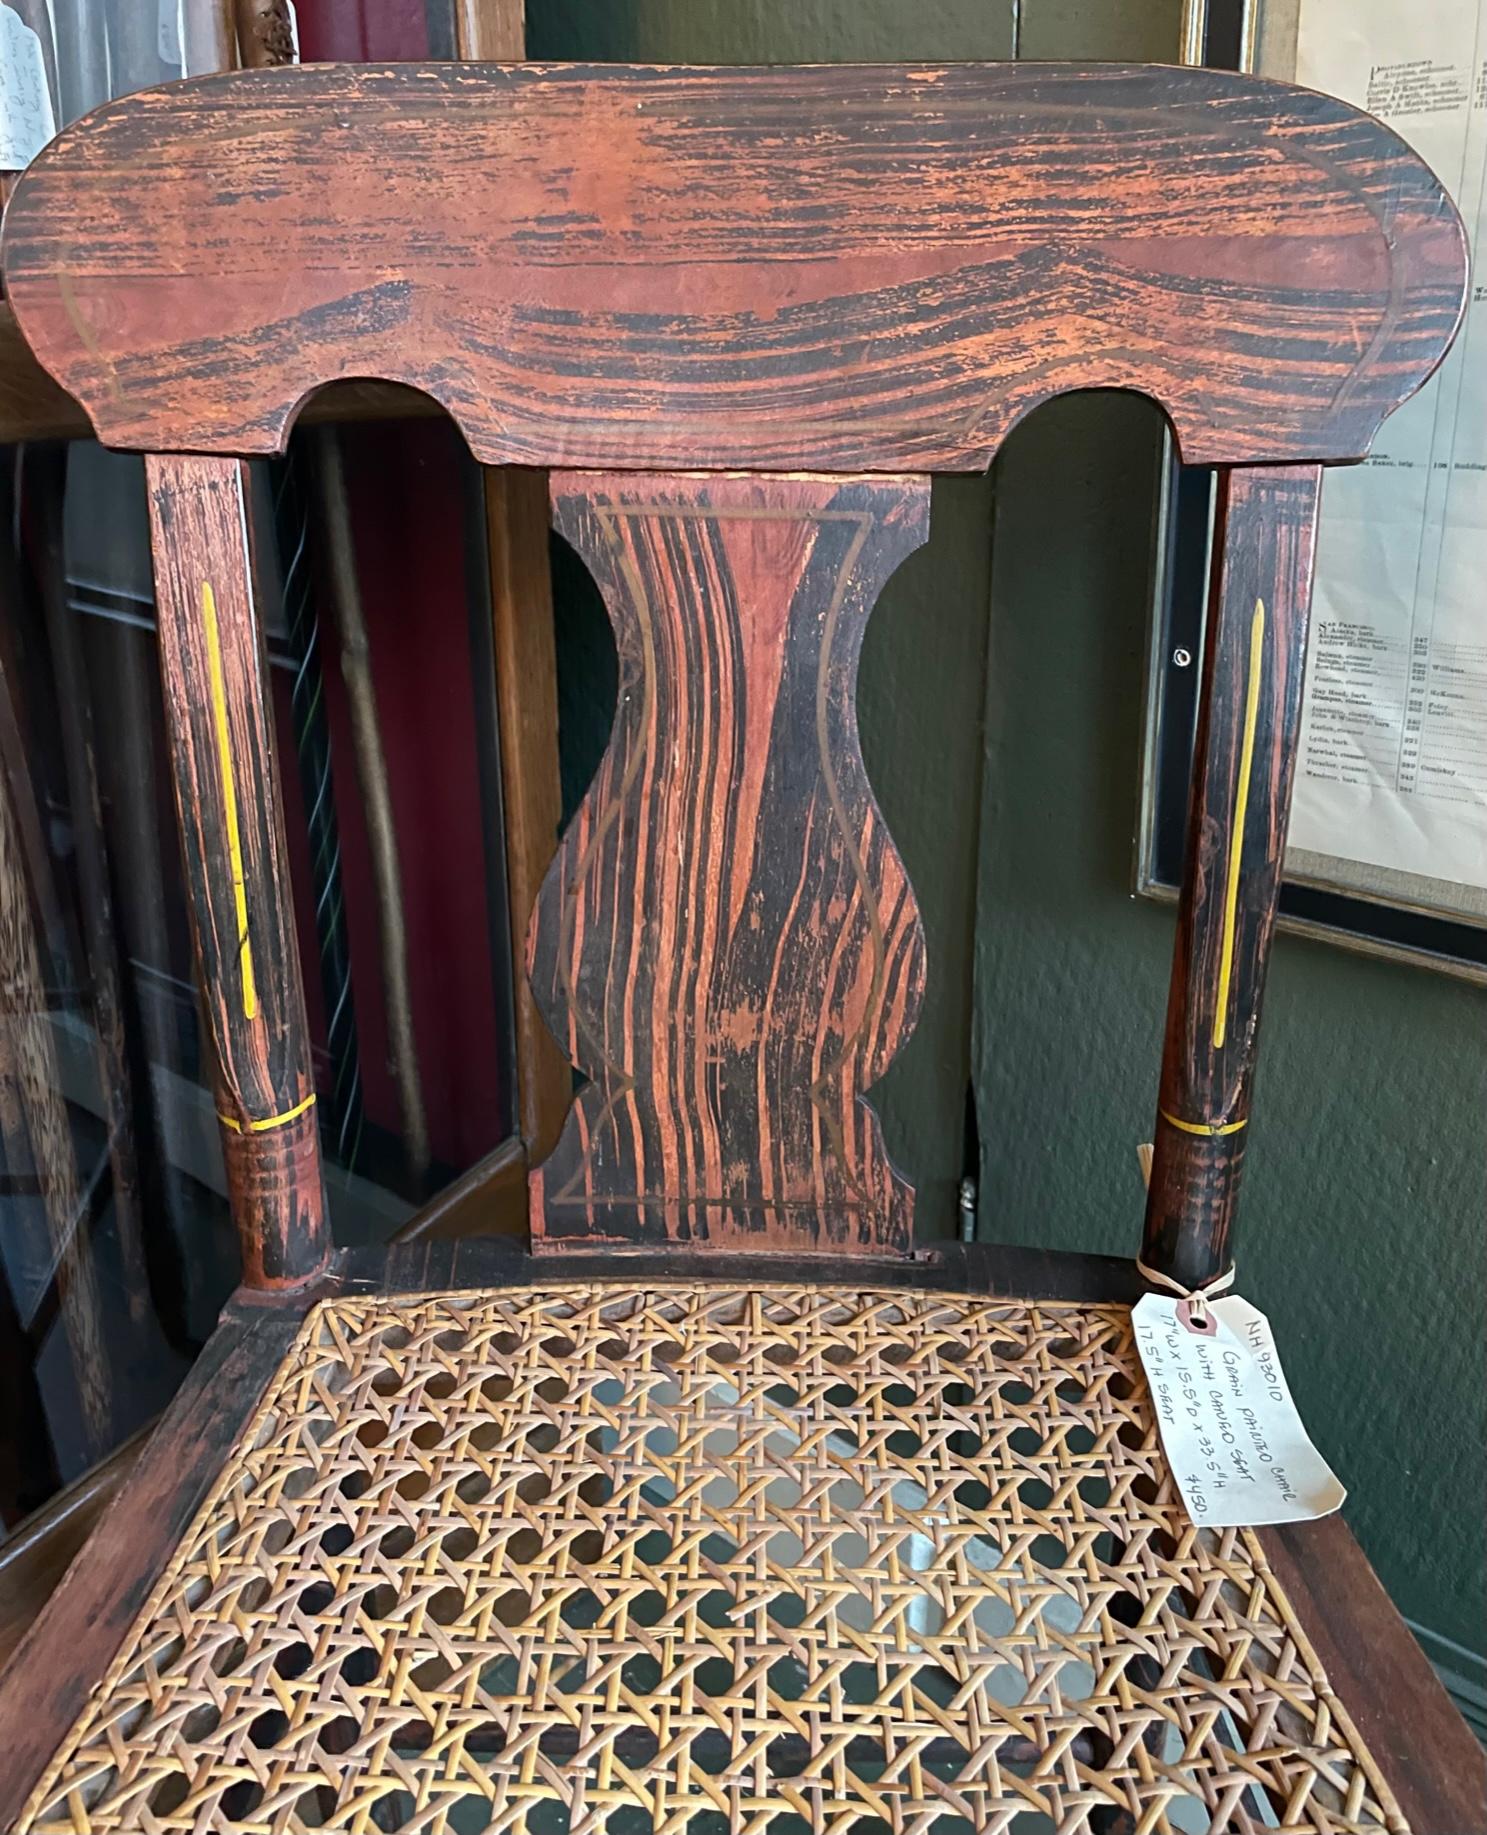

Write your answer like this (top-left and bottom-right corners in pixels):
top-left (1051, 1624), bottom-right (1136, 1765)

top-left (1142, 0), bottom-right (1487, 981)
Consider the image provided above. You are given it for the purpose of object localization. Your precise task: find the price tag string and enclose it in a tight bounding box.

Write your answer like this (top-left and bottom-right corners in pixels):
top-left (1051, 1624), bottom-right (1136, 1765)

top-left (1135, 1256), bottom-right (1236, 1330)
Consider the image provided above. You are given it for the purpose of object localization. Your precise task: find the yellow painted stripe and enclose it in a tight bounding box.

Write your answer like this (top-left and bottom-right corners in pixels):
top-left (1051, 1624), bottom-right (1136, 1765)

top-left (219, 1092), bottom-right (317, 1135)
top-left (1213, 597), bottom-right (1265, 1050)
top-left (202, 580), bottom-right (258, 1022)
top-left (1160, 1109), bottom-right (1247, 1138)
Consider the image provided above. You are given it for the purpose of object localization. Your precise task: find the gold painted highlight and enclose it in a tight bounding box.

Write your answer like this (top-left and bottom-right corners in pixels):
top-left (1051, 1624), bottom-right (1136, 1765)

top-left (1160, 1108), bottom-right (1247, 1138)
top-left (219, 1092), bottom-right (318, 1135)
top-left (1213, 597), bottom-right (1265, 1050)
top-left (202, 580), bottom-right (258, 1022)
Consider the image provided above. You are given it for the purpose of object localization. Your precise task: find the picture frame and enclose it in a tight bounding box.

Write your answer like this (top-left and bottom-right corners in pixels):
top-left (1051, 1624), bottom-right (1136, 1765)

top-left (1139, 0), bottom-right (1487, 985)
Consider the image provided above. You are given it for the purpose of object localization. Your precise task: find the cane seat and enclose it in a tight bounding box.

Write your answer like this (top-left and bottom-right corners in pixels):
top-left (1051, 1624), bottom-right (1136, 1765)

top-left (15, 1285), bottom-right (1405, 1834)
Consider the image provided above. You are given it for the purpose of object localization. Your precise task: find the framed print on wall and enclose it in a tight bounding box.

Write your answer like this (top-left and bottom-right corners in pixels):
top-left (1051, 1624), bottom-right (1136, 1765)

top-left (1141, 0), bottom-right (1487, 983)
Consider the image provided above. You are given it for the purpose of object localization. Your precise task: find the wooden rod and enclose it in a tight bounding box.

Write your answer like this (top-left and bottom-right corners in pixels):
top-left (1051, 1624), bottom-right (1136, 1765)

top-left (481, 466), bottom-right (568, 1167)
top-left (231, 0), bottom-right (292, 67)
top-left (309, 427), bottom-right (430, 1187)
top-left (453, 0), bottom-right (525, 60)
top-left (145, 453), bottom-right (330, 1287)
top-left (452, 0), bottom-right (569, 1176)
top-left (1143, 464), bottom-right (1320, 1289)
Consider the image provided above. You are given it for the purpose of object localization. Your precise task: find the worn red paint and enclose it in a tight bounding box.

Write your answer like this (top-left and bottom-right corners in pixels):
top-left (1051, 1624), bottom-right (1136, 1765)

top-left (1, 63), bottom-right (1466, 470)
top-left (531, 473), bottom-right (928, 1255)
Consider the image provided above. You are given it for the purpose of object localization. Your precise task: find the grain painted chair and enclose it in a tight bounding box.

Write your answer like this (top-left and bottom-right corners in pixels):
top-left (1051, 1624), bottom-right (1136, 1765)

top-left (0, 61), bottom-right (1481, 1835)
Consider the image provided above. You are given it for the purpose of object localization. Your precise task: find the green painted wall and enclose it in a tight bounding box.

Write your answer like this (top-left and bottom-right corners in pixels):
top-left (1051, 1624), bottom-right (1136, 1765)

top-left (528, 0), bottom-right (1486, 1663)
top-left (530, 1), bottom-right (1012, 64)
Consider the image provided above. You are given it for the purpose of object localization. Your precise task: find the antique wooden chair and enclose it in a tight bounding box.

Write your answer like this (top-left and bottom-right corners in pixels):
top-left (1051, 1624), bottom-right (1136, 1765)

top-left (0, 60), bottom-right (1481, 1835)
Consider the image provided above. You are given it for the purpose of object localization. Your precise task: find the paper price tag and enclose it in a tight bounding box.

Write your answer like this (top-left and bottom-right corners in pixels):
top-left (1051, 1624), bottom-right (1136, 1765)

top-left (158, 0), bottom-right (181, 67)
top-left (1133, 1294), bottom-right (1345, 1528)
top-left (0, 7), bottom-right (56, 172)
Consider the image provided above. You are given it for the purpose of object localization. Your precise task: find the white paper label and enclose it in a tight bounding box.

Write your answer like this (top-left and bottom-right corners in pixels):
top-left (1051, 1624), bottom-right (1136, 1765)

top-left (0, 8), bottom-right (56, 171)
top-left (159, 0), bottom-right (182, 68)
top-left (1133, 1294), bottom-right (1346, 1528)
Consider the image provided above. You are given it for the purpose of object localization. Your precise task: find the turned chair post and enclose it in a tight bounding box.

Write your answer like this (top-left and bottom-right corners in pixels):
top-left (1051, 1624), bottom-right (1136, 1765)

top-left (144, 453), bottom-right (330, 1287)
top-left (1143, 463), bottom-right (1320, 1289)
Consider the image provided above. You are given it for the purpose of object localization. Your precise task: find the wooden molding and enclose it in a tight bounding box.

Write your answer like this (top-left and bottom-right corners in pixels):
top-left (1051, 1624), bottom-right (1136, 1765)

top-left (2, 64), bottom-right (1465, 469)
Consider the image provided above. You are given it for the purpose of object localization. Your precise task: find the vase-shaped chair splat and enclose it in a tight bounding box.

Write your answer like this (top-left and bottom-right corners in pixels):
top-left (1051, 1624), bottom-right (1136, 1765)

top-left (529, 472), bottom-right (929, 1255)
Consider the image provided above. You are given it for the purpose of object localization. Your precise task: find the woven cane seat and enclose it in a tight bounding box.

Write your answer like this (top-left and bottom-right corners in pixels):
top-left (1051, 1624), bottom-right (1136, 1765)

top-left (18, 1284), bottom-right (1401, 1835)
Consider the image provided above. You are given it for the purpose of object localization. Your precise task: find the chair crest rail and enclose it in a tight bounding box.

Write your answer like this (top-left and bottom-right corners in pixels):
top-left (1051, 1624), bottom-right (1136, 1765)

top-left (0, 61), bottom-right (1467, 470)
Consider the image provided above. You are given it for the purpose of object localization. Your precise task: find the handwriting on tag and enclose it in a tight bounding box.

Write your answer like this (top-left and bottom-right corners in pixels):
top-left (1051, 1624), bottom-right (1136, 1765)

top-left (0, 9), bottom-right (57, 171)
top-left (1133, 1294), bottom-right (1345, 1528)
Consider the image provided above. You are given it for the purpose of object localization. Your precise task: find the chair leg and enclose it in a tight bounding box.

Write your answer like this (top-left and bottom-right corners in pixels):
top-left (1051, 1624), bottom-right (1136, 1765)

top-left (145, 453), bottom-right (330, 1288)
